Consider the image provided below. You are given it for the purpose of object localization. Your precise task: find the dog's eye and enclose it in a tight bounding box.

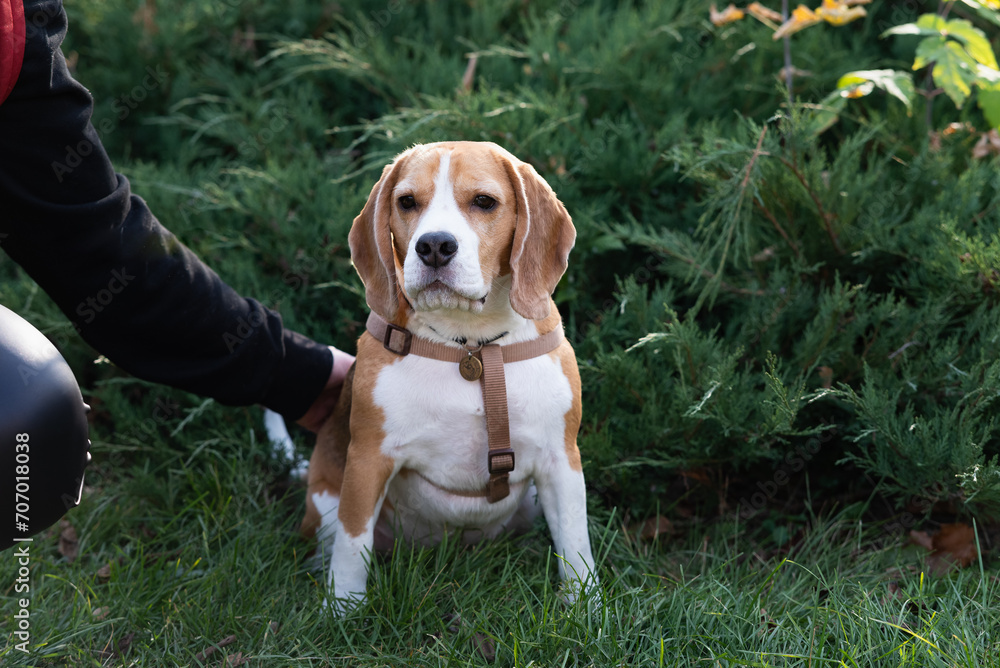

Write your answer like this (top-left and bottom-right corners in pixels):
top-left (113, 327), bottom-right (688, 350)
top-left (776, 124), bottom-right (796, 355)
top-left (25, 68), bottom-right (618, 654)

top-left (473, 195), bottom-right (496, 211)
top-left (398, 195), bottom-right (416, 210)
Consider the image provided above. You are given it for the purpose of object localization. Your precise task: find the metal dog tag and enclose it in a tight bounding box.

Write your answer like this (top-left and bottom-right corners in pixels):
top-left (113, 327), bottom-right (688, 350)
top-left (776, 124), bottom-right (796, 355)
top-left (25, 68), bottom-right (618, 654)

top-left (459, 353), bottom-right (483, 381)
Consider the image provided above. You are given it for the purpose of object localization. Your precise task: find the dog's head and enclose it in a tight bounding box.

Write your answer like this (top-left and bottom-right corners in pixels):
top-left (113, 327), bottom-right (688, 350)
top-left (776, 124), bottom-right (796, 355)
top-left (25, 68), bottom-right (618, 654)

top-left (349, 141), bottom-right (575, 323)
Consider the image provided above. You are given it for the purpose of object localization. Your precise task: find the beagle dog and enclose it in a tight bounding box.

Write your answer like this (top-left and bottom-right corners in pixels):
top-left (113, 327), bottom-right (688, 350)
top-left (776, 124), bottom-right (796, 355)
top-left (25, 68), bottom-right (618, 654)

top-left (302, 141), bottom-right (597, 612)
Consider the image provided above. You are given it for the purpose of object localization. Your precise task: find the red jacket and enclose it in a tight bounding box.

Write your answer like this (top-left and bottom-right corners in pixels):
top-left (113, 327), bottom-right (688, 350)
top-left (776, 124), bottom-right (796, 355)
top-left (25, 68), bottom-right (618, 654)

top-left (0, 0), bottom-right (24, 105)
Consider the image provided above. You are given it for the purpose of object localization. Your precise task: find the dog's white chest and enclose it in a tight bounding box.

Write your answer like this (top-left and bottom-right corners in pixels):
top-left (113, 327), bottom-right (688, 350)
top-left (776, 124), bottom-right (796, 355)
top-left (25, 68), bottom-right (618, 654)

top-left (374, 352), bottom-right (573, 480)
top-left (369, 350), bottom-right (572, 540)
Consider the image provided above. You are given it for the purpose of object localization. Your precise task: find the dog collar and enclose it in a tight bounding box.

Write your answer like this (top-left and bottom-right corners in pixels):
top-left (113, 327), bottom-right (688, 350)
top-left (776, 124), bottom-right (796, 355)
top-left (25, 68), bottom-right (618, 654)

top-left (365, 311), bottom-right (564, 503)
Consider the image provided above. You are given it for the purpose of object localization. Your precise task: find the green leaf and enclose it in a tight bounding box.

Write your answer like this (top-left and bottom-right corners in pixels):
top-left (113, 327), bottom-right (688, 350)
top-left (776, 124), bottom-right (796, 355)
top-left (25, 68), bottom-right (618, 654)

top-left (914, 36), bottom-right (950, 71)
top-left (803, 91), bottom-right (848, 136)
top-left (836, 69), bottom-right (916, 111)
top-left (934, 41), bottom-right (981, 108)
top-left (978, 80), bottom-right (1000, 129)
top-left (916, 13), bottom-right (949, 31)
top-left (882, 13), bottom-right (947, 39)
top-left (914, 37), bottom-right (979, 108)
top-left (943, 18), bottom-right (998, 69)
top-left (956, 0), bottom-right (1000, 28)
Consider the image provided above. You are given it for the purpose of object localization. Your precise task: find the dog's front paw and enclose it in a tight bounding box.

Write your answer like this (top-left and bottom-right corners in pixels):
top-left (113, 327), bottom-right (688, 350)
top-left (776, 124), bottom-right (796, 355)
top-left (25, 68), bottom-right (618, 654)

top-left (322, 591), bottom-right (366, 617)
top-left (557, 574), bottom-right (601, 608)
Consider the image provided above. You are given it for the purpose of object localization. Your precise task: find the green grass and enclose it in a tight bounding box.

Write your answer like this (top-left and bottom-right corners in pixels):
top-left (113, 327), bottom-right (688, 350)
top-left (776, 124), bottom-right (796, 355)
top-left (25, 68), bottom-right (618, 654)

top-left (1, 378), bottom-right (998, 665)
top-left (2, 412), bottom-right (999, 666)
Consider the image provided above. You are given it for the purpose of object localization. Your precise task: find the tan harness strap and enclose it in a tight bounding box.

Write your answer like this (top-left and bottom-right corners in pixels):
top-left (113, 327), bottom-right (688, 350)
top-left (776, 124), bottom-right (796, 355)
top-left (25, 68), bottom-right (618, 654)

top-left (480, 344), bottom-right (514, 502)
top-left (365, 312), bottom-right (564, 503)
top-left (365, 312), bottom-right (563, 364)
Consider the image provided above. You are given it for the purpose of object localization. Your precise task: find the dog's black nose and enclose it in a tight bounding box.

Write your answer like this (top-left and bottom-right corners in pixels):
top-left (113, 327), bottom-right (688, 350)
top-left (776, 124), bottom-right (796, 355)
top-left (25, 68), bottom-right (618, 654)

top-left (415, 232), bottom-right (459, 268)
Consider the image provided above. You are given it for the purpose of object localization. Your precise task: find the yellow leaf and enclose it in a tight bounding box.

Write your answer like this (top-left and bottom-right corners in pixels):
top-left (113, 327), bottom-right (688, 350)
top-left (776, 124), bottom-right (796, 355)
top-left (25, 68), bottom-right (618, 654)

top-left (816, 0), bottom-right (867, 26)
top-left (710, 3), bottom-right (746, 26)
top-left (773, 5), bottom-right (821, 39)
top-left (747, 2), bottom-right (784, 25)
top-left (841, 81), bottom-right (875, 98)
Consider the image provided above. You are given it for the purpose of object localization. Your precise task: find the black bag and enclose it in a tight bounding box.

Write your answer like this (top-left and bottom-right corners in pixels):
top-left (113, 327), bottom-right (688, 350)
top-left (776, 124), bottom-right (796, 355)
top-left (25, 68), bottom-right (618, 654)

top-left (1, 304), bottom-right (90, 550)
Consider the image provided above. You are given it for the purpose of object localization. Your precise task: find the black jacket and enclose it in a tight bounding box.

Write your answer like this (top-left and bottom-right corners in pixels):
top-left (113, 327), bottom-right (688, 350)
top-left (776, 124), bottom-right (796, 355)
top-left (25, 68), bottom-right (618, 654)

top-left (0, 0), bottom-right (331, 419)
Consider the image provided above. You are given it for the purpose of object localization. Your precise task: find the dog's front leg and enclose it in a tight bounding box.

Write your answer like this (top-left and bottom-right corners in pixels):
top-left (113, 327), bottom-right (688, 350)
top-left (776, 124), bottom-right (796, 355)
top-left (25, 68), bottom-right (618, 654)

top-left (534, 454), bottom-right (598, 602)
top-left (326, 445), bottom-right (396, 614)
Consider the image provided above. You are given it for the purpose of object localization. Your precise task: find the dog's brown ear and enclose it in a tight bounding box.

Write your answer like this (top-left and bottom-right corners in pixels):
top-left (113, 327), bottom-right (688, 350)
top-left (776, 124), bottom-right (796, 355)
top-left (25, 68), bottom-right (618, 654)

top-left (504, 158), bottom-right (577, 320)
top-left (348, 154), bottom-right (409, 320)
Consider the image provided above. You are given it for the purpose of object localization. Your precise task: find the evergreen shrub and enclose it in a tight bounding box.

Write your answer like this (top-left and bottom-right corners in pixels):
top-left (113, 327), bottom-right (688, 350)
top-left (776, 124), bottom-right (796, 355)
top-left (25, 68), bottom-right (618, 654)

top-left (3, 0), bottom-right (998, 525)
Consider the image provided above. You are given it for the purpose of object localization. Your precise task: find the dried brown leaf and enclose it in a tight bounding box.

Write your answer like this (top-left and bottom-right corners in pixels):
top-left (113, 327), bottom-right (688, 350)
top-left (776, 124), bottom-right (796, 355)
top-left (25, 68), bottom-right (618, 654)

top-left (928, 523), bottom-right (977, 575)
top-left (680, 468), bottom-right (711, 485)
top-left (117, 632), bottom-right (135, 657)
top-left (222, 652), bottom-right (250, 667)
top-left (58, 519), bottom-right (79, 563)
top-left (638, 515), bottom-right (674, 541)
top-left (473, 632), bottom-right (496, 662)
top-left (911, 523), bottom-right (978, 576)
top-left (909, 529), bottom-right (934, 551)
top-left (96, 631), bottom-right (134, 661)
top-left (195, 635), bottom-right (237, 663)
top-left (972, 129), bottom-right (1000, 160)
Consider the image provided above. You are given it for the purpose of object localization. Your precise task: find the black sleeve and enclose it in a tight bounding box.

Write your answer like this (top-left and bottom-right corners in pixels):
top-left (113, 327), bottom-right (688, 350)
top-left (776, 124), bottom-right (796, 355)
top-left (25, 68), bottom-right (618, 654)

top-left (0, 0), bottom-right (331, 420)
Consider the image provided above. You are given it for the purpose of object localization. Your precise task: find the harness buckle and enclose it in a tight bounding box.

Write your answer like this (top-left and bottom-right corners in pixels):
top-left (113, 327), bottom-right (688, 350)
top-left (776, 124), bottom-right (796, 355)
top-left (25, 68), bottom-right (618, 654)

top-left (382, 323), bottom-right (412, 356)
top-left (488, 448), bottom-right (516, 474)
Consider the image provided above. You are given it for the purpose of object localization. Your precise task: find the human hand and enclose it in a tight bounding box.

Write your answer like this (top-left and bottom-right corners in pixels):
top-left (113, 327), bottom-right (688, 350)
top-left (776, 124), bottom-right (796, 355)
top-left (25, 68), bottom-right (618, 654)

top-left (295, 346), bottom-right (355, 433)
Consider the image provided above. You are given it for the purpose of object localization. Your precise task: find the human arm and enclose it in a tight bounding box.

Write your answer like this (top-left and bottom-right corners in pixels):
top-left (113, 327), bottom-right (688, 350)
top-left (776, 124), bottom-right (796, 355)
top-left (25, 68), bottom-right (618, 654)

top-left (0, 0), bottom-right (345, 422)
